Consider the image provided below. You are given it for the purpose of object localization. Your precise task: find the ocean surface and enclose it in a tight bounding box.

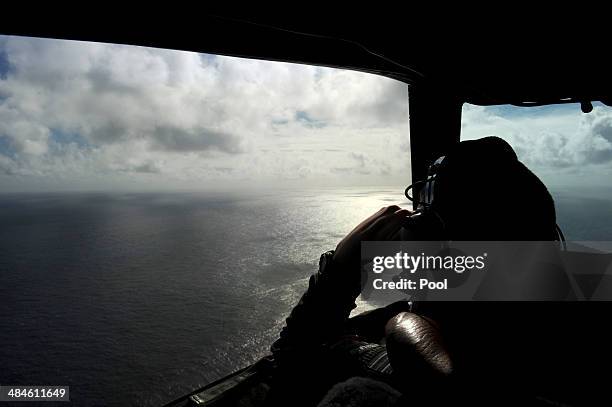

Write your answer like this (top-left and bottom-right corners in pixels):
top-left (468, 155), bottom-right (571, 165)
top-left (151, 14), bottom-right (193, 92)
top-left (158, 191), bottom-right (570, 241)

top-left (1, 186), bottom-right (611, 406)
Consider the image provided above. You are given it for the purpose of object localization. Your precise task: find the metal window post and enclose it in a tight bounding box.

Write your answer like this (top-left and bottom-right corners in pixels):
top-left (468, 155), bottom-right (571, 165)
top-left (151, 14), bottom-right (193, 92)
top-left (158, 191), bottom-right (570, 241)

top-left (408, 83), bottom-right (463, 209)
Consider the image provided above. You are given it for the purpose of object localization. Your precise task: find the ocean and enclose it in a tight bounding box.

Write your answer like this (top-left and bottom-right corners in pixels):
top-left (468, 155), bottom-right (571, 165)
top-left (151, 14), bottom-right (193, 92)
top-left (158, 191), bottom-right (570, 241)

top-left (0, 187), bottom-right (408, 406)
top-left (1, 187), bottom-right (611, 406)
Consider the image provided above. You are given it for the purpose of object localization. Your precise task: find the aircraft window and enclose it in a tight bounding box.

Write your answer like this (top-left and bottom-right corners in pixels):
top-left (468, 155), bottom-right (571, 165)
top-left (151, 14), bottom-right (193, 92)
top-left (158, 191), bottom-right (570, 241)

top-left (0, 35), bottom-right (409, 405)
top-left (461, 102), bottom-right (612, 240)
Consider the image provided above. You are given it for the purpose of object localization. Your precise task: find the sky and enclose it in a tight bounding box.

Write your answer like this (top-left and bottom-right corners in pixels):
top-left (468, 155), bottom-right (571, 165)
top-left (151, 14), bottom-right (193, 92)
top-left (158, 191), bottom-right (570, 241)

top-left (462, 102), bottom-right (612, 191)
top-left (0, 35), bottom-right (410, 193)
top-left (0, 35), bottom-right (612, 193)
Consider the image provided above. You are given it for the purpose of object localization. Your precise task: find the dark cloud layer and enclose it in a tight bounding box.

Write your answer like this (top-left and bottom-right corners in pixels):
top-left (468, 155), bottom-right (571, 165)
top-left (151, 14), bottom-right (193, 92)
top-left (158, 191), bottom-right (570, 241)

top-left (150, 126), bottom-right (243, 154)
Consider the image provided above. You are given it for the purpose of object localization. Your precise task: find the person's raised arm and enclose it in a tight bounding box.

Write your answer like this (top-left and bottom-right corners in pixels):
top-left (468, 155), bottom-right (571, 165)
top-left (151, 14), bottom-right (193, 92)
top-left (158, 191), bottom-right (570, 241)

top-left (271, 205), bottom-right (411, 364)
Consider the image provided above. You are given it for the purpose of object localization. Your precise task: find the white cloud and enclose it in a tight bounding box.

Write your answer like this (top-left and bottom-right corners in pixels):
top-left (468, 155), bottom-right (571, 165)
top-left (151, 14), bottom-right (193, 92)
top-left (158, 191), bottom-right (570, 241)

top-left (461, 103), bottom-right (612, 185)
top-left (0, 35), bottom-right (410, 192)
top-left (3, 34), bottom-right (611, 193)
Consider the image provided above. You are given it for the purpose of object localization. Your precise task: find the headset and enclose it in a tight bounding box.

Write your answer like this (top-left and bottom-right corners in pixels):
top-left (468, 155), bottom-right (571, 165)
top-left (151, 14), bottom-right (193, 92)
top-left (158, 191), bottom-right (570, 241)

top-left (401, 156), bottom-right (447, 240)
top-left (402, 155), bottom-right (566, 247)
top-left (404, 155), bottom-right (446, 210)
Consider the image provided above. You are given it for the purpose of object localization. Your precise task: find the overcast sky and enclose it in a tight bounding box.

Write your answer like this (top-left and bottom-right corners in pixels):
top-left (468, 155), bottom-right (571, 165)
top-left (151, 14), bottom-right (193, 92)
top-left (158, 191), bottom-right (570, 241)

top-left (0, 35), bottom-right (611, 193)
top-left (0, 35), bottom-right (410, 192)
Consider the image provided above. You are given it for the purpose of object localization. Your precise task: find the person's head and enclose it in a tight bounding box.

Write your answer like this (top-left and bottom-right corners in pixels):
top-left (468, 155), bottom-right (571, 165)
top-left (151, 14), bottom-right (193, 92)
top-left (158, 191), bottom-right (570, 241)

top-left (425, 136), bottom-right (558, 241)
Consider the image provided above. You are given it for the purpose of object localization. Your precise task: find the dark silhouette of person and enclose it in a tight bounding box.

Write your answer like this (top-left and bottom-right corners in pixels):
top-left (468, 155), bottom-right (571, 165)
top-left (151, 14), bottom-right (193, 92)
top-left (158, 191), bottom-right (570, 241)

top-left (267, 137), bottom-right (570, 407)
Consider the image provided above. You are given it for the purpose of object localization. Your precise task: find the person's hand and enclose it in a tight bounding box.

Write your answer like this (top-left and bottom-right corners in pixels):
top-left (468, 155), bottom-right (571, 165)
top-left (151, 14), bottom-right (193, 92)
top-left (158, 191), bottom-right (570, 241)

top-left (333, 205), bottom-right (412, 273)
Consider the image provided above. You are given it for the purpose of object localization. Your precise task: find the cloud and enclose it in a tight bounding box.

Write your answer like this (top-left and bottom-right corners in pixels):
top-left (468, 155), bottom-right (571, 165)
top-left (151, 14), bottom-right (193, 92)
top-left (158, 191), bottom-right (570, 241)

top-left (0, 35), bottom-right (410, 191)
top-left (461, 104), bottom-right (612, 173)
top-left (591, 115), bottom-right (612, 142)
top-left (150, 126), bottom-right (243, 153)
top-left (0, 49), bottom-right (9, 80)
top-left (6, 35), bottom-right (610, 194)
top-left (329, 152), bottom-right (393, 177)
top-left (350, 152), bottom-right (367, 168)
top-left (117, 160), bottom-right (162, 174)
top-left (0, 154), bottom-right (16, 175)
